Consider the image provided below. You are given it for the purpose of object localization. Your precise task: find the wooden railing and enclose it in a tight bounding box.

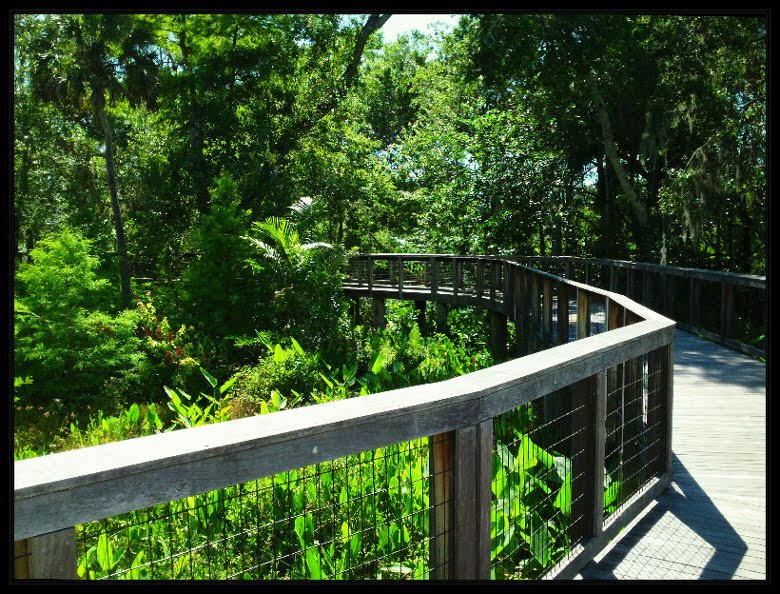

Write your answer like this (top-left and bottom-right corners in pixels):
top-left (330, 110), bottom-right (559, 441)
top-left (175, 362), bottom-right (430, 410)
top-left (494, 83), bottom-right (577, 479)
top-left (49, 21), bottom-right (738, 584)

top-left (512, 256), bottom-right (766, 359)
top-left (14, 255), bottom-right (675, 580)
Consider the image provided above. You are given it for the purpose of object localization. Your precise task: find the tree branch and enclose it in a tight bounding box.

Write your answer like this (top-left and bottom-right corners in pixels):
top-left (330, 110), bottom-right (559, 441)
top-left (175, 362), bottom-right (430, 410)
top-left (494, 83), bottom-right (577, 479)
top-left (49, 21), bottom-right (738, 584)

top-left (585, 69), bottom-right (648, 226)
top-left (275, 14), bottom-right (391, 157)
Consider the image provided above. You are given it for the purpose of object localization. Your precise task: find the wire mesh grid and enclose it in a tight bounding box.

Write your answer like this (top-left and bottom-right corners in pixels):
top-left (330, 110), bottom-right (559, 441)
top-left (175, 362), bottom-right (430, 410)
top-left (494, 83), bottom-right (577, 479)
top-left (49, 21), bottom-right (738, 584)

top-left (403, 259), bottom-right (429, 288)
top-left (369, 258), bottom-right (397, 288)
top-left (437, 260), bottom-right (454, 290)
top-left (459, 260), bottom-right (478, 296)
top-left (491, 389), bottom-right (586, 580)
top-left (604, 352), bottom-right (665, 520)
top-left (75, 437), bottom-right (443, 580)
top-left (345, 258), bottom-right (368, 286)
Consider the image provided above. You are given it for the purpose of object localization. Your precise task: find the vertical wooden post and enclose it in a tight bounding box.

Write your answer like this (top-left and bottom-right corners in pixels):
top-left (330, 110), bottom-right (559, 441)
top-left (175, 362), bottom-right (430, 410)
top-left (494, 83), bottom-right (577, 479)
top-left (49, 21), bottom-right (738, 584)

top-left (557, 281), bottom-right (569, 345)
top-left (430, 257), bottom-right (439, 299)
top-left (476, 259), bottom-right (484, 299)
top-left (530, 273), bottom-right (540, 352)
top-left (14, 528), bottom-right (78, 579)
top-left (720, 281), bottom-right (735, 340)
top-left (373, 298), bottom-right (386, 330)
top-left (489, 310), bottom-right (508, 360)
top-left (577, 289), bottom-right (589, 340)
top-left (585, 262), bottom-right (591, 286)
top-left (665, 342), bottom-right (674, 479)
top-left (516, 267), bottom-right (526, 356)
top-left (609, 264), bottom-right (616, 292)
top-left (570, 372), bottom-right (603, 544)
top-left (430, 431), bottom-right (454, 579)
top-left (564, 260), bottom-right (571, 279)
top-left (489, 260), bottom-right (497, 304)
top-left (665, 274), bottom-right (674, 319)
top-left (542, 278), bottom-right (552, 347)
top-left (367, 255), bottom-right (374, 292)
top-left (452, 421), bottom-right (493, 580)
top-left (592, 370), bottom-right (607, 537)
top-left (398, 256), bottom-right (404, 299)
top-left (436, 302), bottom-right (448, 335)
top-left (690, 277), bottom-right (702, 328)
top-left (641, 271), bottom-right (650, 307)
top-left (454, 259), bottom-right (462, 298)
top-left (503, 261), bottom-right (512, 317)
top-left (626, 268), bottom-right (634, 299)
top-left (357, 256), bottom-right (363, 287)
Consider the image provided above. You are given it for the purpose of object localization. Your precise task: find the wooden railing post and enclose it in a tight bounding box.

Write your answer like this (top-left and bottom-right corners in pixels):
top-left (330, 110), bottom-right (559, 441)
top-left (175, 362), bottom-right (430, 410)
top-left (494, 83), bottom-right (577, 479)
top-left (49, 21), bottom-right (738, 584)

top-left (476, 259), bottom-right (484, 299)
top-left (503, 261), bottom-right (512, 316)
top-left (721, 281), bottom-right (735, 340)
top-left (557, 281), bottom-right (569, 345)
top-left (454, 259), bottom-right (462, 297)
top-left (577, 289), bottom-right (589, 339)
top-left (430, 257), bottom-right (439, 299)
top-left (609, 264), bottom-right (615, 292)
top-left (542, 278), bottom-right (552, 347)
top-left (530, 273), bottom-right (540, 351)
top-left (430, 432), bottom-right (454, 579)
top-left (453, 421), bottom-right (493, 580)
top-left (367, 255), bottom-right (374, 292)
top-left (570, 370), bottom-right (606, 544)
top-left (489, 260), bottom-right (497, 304)
top-left (398, 256), bottom-right (405, 299)
top-left (14, 528), bottom-right (78, 579)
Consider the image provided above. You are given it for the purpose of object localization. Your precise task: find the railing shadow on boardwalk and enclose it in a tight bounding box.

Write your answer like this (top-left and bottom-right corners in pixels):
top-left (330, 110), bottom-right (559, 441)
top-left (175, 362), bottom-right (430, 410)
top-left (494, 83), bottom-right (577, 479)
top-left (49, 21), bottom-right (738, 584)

top-left (578, 453), bottom-right (750, 580)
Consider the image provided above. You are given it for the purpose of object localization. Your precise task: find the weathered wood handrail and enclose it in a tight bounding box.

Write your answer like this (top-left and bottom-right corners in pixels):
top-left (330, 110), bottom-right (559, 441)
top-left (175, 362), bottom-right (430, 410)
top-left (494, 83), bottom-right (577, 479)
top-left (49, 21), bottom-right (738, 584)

top-left (513, 255), bottom-right (766, 358)
top-left (15, 254), bottom-right (676, 580)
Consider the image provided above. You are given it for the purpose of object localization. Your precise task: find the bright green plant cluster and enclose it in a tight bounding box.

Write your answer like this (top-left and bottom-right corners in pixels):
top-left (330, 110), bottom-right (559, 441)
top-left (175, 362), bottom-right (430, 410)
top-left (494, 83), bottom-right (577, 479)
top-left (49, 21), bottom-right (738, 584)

top-left (13, 230), bottom-right (146, 410)
top-left (76, 438), bottom-right (431, 580)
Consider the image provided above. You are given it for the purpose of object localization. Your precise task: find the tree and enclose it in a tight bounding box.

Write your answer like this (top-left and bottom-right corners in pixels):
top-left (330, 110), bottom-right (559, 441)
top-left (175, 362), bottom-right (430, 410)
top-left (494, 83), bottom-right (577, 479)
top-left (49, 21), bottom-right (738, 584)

top-left (28, 14), bottom-right (159, 307)
top-left (14, 229), bottom-right (145, 409)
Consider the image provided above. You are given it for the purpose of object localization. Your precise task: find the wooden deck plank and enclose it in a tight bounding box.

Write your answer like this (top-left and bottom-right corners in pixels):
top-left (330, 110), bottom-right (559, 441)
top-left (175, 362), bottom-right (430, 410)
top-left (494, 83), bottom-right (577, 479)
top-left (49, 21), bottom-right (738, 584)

top-left (577, 329), bottom-right (766, 581)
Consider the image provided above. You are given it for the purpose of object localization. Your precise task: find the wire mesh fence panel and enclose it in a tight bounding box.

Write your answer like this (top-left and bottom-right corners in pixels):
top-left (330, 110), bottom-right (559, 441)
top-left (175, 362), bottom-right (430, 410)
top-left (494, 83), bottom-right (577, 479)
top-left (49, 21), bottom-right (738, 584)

top-left (490, 388), bottom-right (586, 580)
top-left (437, 260), bottom-right (454, 291)
top-left (75, 437), bottom-right (439, 580)
top-left (370, 259), bottom-right (394, 288)
top-left (459, 260), bottom-right (478, 296)
top-left (403, 260), bottom-right (429, 289)
top-left (603, 351), bottom-right (666, 520)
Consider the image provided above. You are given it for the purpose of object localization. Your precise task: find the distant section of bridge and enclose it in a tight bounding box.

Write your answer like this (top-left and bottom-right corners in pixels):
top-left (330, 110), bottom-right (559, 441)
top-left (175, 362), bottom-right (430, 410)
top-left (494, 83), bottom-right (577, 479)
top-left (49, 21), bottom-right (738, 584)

top-left (576, 329), bottom-right (766, 580)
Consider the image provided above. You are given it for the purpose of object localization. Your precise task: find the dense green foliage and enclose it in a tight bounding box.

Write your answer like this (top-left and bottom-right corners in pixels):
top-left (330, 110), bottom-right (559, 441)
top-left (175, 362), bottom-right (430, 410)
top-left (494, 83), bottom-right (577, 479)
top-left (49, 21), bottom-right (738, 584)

top-left (13, 11), bottom-right (766, 581)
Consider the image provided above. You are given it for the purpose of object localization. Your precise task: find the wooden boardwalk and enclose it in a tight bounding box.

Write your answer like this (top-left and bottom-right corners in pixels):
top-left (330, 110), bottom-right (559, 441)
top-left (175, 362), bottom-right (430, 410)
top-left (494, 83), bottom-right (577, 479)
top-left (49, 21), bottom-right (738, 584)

top-left (576, 329), bottom-right (767, 580)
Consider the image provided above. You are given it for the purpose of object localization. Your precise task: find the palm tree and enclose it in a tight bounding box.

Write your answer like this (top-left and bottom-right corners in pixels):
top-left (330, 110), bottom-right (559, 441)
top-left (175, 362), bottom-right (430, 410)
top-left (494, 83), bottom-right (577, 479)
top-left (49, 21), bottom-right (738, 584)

top-left (29, 14), bottom-right (158, 308)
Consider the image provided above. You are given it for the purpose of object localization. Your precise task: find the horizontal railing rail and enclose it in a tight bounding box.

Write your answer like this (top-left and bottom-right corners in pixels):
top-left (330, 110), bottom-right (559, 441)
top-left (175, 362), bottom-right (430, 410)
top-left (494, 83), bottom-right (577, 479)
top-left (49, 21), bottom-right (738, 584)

top-left (513, 255), bottom-right (766, 358)
top-left (15, 254), bottom-right (675, 580)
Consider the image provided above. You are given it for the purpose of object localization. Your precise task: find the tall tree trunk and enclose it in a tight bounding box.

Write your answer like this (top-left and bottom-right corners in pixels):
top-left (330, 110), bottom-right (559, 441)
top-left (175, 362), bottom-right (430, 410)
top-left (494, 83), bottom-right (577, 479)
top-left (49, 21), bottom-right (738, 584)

top-left (586, 70), bottom-right (647, 227)
top-left (178, 17), bottom-right (209, 214)
top-left (551, 189), bottom-right (563, 257)
top-left (595, 157), bottom-right (615, 257)
top-left (96, 102), bottom-right (132, 308)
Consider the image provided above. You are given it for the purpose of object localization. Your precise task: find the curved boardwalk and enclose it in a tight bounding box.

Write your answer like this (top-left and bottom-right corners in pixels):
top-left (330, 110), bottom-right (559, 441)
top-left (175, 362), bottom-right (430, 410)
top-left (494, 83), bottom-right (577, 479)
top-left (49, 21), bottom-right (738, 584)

top-left (577, 329), bottom-right (766, 580)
